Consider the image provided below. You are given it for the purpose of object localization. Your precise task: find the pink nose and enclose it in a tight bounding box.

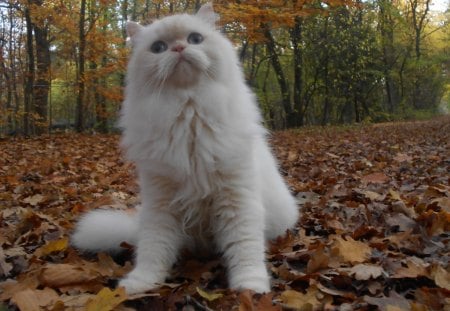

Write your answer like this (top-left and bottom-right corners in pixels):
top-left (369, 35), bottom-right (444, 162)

top-left (171, 45), bottom-right (185, 53)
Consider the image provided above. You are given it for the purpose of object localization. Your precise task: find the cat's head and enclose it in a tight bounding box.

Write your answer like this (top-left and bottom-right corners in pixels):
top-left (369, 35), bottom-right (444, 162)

top-left (126, 3), bottom-right (231, 89)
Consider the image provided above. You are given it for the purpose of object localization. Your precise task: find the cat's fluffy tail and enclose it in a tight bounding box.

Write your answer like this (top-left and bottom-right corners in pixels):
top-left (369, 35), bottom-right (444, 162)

top-left (71, 209), bottom-right (139, 253)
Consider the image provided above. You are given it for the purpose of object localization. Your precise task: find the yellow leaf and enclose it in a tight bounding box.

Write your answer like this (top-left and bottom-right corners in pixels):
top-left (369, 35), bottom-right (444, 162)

top-left (280, 288), bottom-right (321, 310)
top-left (431, 264), bottom-right (450, 290)
top-left (196, 287), bottom-right (224, 302)
top-left (37, 238), bottom-right (69, 257)
top-left (389, 189), bottom-right (402, 201)
top-left (86, 287), bottom-right (127, 311)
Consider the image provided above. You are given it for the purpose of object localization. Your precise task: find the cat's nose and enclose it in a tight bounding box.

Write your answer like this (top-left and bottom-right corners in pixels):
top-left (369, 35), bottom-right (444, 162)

top-left (171, 45), bottom-right (185, 53)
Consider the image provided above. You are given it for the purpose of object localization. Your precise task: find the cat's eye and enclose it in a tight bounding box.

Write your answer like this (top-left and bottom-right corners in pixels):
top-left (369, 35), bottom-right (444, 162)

top-left (150, 40), bottom-right (168, 54)
top-left (187, 32), bottom-right (204, 45)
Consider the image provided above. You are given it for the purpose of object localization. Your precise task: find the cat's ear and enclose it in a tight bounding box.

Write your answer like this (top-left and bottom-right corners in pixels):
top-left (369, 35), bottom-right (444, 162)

top-left (196, 3), bottom-right (219, 26)
top-left (126, 21), bottom-right (145, 47)
top-left (126, 21), bottom-right (144, 39)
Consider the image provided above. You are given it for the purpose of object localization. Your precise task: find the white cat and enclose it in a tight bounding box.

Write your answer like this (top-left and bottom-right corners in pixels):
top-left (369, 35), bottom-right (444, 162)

top-left (72, 3), bottom-right (299, 294)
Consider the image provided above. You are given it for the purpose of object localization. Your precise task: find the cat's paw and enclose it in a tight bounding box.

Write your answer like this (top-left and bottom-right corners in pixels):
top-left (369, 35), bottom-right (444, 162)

top-left (118, 275), bottom-right (159, 295)
top-left (230, 275), bottom-right (271, 293)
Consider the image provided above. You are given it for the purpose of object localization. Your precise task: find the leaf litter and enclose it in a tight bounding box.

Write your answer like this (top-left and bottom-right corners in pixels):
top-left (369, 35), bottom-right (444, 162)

top-left (0, 117), bottom-right (449, 310)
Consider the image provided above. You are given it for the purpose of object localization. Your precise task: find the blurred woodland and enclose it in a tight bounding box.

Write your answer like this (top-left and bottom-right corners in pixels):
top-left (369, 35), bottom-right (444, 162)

top-left (0, 0), bottom-right (449, 135)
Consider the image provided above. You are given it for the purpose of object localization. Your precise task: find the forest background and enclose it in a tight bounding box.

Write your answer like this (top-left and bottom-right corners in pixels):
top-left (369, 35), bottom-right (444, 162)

top-left (0, 0), bottom-right (449, 136)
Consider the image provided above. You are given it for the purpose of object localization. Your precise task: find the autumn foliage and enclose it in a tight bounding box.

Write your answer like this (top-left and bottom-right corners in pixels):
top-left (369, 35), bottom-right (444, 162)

top-left (1, 117), bottom-right (449, 310)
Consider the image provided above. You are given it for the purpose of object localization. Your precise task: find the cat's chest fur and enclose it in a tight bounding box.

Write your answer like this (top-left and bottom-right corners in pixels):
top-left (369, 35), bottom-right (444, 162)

top-left (169, 97), bottom-right (216, 168)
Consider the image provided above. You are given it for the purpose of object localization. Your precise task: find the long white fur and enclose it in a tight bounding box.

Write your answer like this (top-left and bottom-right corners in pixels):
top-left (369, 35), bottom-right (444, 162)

top-left (72, 3), bottom-right (299, 294)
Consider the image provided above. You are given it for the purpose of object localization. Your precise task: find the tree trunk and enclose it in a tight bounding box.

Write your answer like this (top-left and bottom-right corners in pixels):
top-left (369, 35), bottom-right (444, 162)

top-left (24, 5), bottom-right (35, 136)
top-left (263, 26), bottom-right (292, 129)
top-left (33, 17), bottom-right (51, 135)
top-left (0, 46), bottom-right (13, 132)
top-left (290, 16), bottom-right (304, 127)
top-left (76, 0), bottom-right (87, 132)
top-left (321, 18), bottom-right (331, 126)
top-left (379, 0), bottom-right (400, 113)
top-left (410, 0), bottom-right (430, 60)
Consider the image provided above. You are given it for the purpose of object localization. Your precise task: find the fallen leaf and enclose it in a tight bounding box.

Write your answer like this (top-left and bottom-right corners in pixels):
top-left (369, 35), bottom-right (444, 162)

top-left (362, 172), bottom-right (389, 184)
top-left (0, 248), bottom-right (13, 277)
top-left (430, 264), bottom-right (450, 290)
top-left (22, 194), bottom-right (45, 206)
top-left (39, 263), bottom-right (99, 287)
top-left (238, 290), bottom-right (254, 311)
top-left (36, 238), bottom-right (69, 257)
top-left (85, 287), bottom-right (128, 311)
top-left (330, 235), bottom-right (371, 264)
top-left (364, 291), bottom-right (411, 311)
top-left (306, 244), bottom-right (329, 273)
top-left (255, 293), bottom-right (280, 311)
top-left (196, 287), bottom-right (224, 302)
top-left (388, 189), bottom-right (402, 201)
top-left (393, 153), bottom-right (412, 163)
top-left (348, 264), bottom-right (385, 280)
top-left (11, 287), bottom-right (59, 311)
top-left (280, 287), bottom-right (322, 310)
top-left (392, 257), bottom-right (429, 279)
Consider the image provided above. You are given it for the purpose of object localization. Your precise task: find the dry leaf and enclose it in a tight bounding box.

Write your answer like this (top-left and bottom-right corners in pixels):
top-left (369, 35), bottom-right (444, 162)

top-left (349, 264), bottom-right (385, 280)
top-left (306, 244), bottom-right (329, 273)
top-left (330, 235), bottom-right (371, 264)
top-left (11, 288), bottom-right (59, 311)
top-left (36, 238), bottom-right (69, 257)
top-left (430, 264), bottom-right (450, 290)
top-left (39, 263), bottom-right (99, 287)
top-left (0, 247), bottom-right (13, 277)
top-left (22, 194), bottom-right (45, 206)
top-left (196, 287), bottom-right (224, 302)
top-left (392, 258), bottom-right (429, 279)
top-left (238, 290), bottom-right (254, 311)
top-left (85, 287), bottom-right (128, 311)
top-left (362, 172), bottom-right (389, 184)
top-left (280, 287), bottom-right (322, 310)
top-left (364, 291), bottom-right (411, 311)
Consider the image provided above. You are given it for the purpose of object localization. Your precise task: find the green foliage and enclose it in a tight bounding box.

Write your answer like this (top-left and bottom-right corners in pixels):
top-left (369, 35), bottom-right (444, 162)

top-left (238, 0), bottom-right (448, 128)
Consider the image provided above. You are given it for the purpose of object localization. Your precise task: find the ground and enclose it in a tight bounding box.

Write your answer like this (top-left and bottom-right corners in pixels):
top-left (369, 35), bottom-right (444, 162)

top-left (0, 116), bottom-right (449, 310)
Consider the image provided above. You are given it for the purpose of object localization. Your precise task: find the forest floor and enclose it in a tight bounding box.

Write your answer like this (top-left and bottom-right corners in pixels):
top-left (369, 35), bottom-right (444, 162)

top-left (0, 116), bottom-right (449, 311)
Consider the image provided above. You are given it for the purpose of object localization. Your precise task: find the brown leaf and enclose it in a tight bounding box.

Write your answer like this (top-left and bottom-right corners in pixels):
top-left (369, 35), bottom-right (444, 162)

top-left (238, 290), bottom-right (255, 311)
top-left (280, 287), bottom-right (322, 310)
top-left (392, 258), bottom-right (429, 279)
top-left (364, 291), bottom-right (411, 311)
top-left (330, 235), bottom-right (371, 265)
top-left (393, 153), bottom-right (412, 163)
top-left (11, 287), bottom-right (59, 311)
top-left (430, 264), bottom-right (450, 290)
top-left (306, 244), bottom-right (329, 274)
top-left (361, 172), bottom-right (389, 184)
top-left (0, 247), bottom-right (13, 277)
top-left (38, 263), bottom-right (100, 288)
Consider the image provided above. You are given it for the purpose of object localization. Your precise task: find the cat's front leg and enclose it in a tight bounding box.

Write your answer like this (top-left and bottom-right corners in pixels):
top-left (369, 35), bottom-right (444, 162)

top-left (213, 192), bottom-right (270, 293)
top-left (119, 210), bottom-right (183, 294)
